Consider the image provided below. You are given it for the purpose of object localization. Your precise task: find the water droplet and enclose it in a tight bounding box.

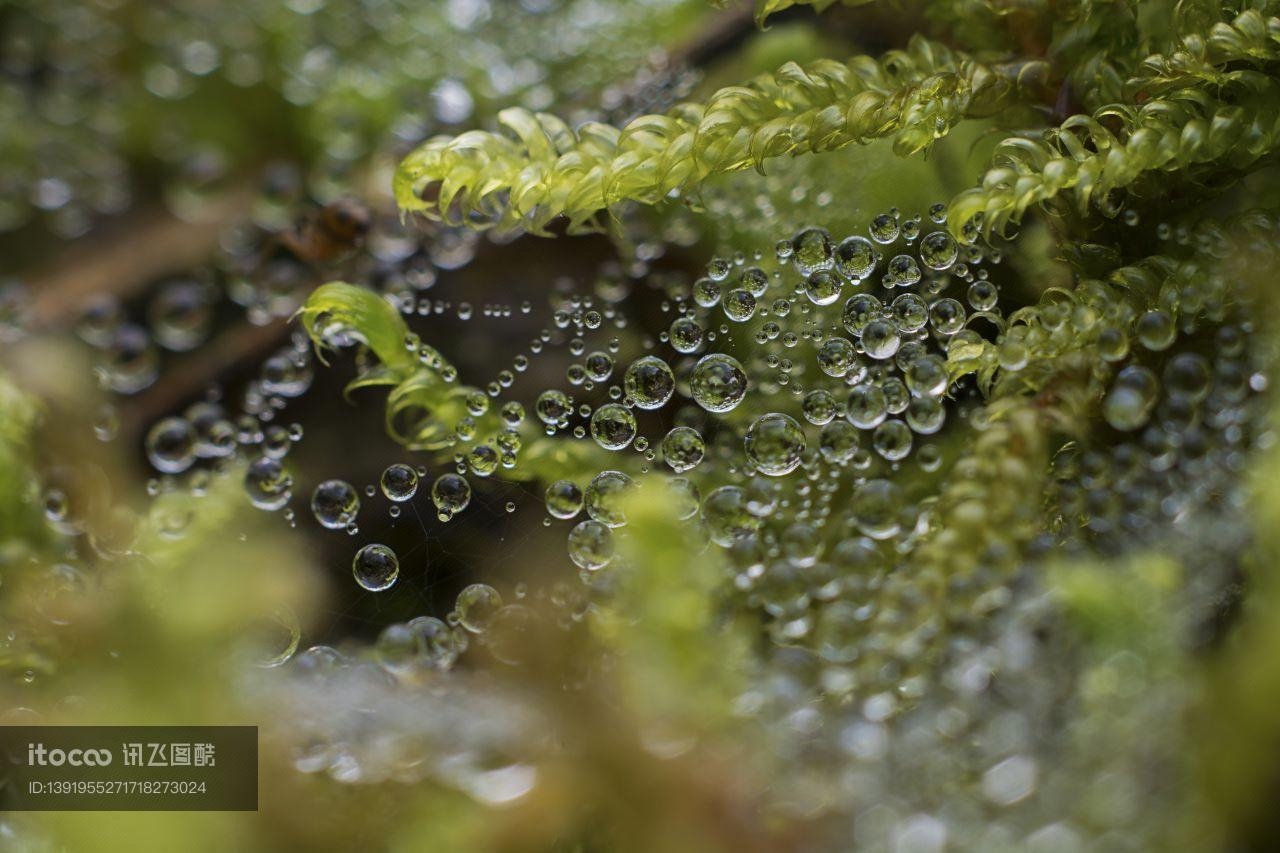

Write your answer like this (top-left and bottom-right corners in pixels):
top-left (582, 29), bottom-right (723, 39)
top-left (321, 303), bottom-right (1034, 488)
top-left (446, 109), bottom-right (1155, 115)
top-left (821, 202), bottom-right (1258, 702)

top-left (1163, 353), bottom-right (1210, 403)
top-left (623, 355), bottom-right (675, 409)
top-left (311, 479), bottom-right (360, 529)
top-left (568, 520), bottom-right (614, 570)
top-left (690, 354), bottom-right (748, 413)
top-left (535, 390), bottom-right (571, 425)
top-left (847, 383), bottom-right (888, 429)
top-left (408, 616), bottom-right (461, 669)
top-left (722, 288), bottom-right (757, 322)
top-left (905, 355), bottom-right (948, 397)
top-left (868, 213), bottom-right (900, 244)
top-left (380, 463), bottom-right (419, 501)
top-left (817, 337), bottom-right (861, 379)
top-left (891, 293), bottom-right (928, 333)
top-left (546, 479), bottom-right (585, 519)
top-left (1103, 365), bottom-right (1160, 431)
top-left (967, 280), bottom-right (998, 311)
top-left (919, 231), bottom-right (958, 270)
top-left (585, 470), bottom-right (634, 528)
top-left (146, 417), bottom-right (197, 474)
top-left (244, 456), bottom-right (292, 511)
top-left (661, 426), bottom-right (706, 473)
top-left (802, 390), bottom-right (839, 425)
top-left (456, 583), bottom-right (502, 633)
top-left (836, 236), bottom-right (877, 279)
top-left (668, 317), bottom-right (704, 354)
top-left (928, 298), bottom-right (966, 336)
top-left (738, 267), bottom-right (769, 297)
top-left (1135, 310), bottom-right (1176, 351)
top-left (884, 255), bottom-right (921, 287)
top-left (842, 293), bottom-right (882, 335)
top-left (872, 419), bottom-right (913, 460)
top-left (819, 420), bottom-right (860, 463)
top-left (744, 413), bottom-right (806, 476)
top-left (851, 479), bottom-right (902, 539)
top-left (353, 543), bottom-right (399, 592)
top-left (590, 403), bottom-right (638, 450)
top-left (860, 320), bottom-right (901, 360)
top-left (791, 227), bottom-right (835, 276)
top-left (150, 279), bottom-right (214, 352)
top-left (701, 485), bottom-right (760, 546)
top-left (432, 473), bottom-right (472, 515)
top-left (805, 270), bottom-right (843, 306)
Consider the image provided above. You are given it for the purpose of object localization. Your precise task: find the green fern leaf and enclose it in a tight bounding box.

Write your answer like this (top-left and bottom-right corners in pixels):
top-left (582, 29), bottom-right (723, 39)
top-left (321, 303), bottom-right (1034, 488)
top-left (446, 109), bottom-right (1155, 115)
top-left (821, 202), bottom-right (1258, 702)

top-left (949, 84), bottom-right (1280, 238)
top-left (396, 36), bottom-right (1048, 235)
top-left (299, 283), bottom-right (605, 482)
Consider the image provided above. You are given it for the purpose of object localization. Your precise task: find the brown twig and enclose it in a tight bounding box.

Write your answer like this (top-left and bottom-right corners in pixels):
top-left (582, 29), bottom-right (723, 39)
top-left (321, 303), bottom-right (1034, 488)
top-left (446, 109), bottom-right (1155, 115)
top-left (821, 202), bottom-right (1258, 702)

top-left (669, 4), bottom-right (756, 69)
top-left (121, 317), bottom-right (292, 441)
top-left (24, 186), bottom-right (254, 331)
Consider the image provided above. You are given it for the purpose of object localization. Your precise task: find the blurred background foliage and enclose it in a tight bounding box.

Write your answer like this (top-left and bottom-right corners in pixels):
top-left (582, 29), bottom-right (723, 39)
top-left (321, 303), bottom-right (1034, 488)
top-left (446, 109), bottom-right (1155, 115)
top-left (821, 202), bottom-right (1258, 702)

top-left (3, 1), bottom-right (1280, 851)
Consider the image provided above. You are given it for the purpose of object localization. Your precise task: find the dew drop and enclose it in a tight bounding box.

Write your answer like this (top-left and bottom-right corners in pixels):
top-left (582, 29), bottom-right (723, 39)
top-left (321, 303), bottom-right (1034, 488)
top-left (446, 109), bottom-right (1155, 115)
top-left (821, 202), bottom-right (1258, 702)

top-left (353, 544), bottom-right (399, 592)
top-left (311, 479), bottom-right (360, 530)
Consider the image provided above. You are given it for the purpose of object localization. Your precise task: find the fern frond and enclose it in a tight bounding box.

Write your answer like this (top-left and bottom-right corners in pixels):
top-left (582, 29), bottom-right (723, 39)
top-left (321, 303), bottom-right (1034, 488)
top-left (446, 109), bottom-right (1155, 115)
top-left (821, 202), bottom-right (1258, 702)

top-left (912, 402), bottom-right (1050, 582)
top-left (947, 249), bottom-right (1232, 405)
top-left (949, 84), bottom-right (1280, 238)
top-left (396, 36), bottom-right (1048, 235)
top-left (1127, 8), bottom-right (1280, 97)
top-left (832, 399), bottom-right (1050, 689)
top-left (299, 283), bottom-right (605, 483)
top-left (908, 225), bottom-right (1251, 662)
top-left (1051, 0), bottom-right (1258, 107)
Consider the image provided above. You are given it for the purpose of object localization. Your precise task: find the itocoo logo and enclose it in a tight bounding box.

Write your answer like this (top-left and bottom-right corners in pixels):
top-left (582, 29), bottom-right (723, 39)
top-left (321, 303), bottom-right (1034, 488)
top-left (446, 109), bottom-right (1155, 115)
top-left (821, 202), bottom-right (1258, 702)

top-left (27, 743), bottom-right (112, 767)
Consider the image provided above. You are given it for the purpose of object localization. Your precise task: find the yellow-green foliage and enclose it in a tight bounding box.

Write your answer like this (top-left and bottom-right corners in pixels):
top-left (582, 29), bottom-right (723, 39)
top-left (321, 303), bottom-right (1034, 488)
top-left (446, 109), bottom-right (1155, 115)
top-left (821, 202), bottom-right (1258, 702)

top-left (947, 249), bottom-right (1229, 400)
top-left (0, 372), bottom-right (45, 557)
top-left (599, 484), bottom-right (751, 727)
top-left (395, 36), bottom-right (1047, 234)
top-left (396, 2), bottom-right (1280, 244)
top-left (949, 84), bottom-right (1280, 237)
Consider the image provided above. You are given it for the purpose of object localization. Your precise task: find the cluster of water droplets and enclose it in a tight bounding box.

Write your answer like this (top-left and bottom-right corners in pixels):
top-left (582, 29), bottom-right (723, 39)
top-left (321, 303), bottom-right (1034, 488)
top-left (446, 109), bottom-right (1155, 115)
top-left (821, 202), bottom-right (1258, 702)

top-left (519, 208), bottom-right (998, 582)
top-left (449, 211), bottom-right (1263, 848)
top-left (15, 172), bottom-right (1274, 851)
top-left (1050, 326), bottom-right (1265, 554)
top-left (19, 0), bottom-right (1276, 841)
